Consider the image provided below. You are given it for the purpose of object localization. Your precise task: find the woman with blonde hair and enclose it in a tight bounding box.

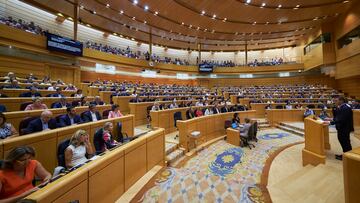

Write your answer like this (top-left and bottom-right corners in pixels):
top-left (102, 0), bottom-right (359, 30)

top-left (64, 129), bottom-right (94, 169)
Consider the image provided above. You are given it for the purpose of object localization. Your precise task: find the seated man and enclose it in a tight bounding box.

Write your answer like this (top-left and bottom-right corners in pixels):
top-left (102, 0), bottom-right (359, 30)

top-left (221, 103), bottom-right (230, 113)
top-left (4, 80), bottom-right (21, 89)
top-left (90, 96), bottom-right (105, 105)
top-left (93, 122), bottom-right (118, 154)
top-left (212, 103), bottom-right (221, 114)
top-left (82, 104), bottom-right (102, 122)
top-left (25, 82), bottom-right (41, 90)
top-left (230, 104), bottom-right (239, 112)
top-left (129, 95), bottom-right (142, 103)
top-left (151, 102), bottom-right (163, 111)
top-left (50, 87), bottom-right (65, 98)
top-left (23, 110), bottom-right (58, 134)
top-left (304, 107), bottom-right (315, 118)
top-left (52, 97), bottom-right (71, 108)
top-left (19, 87), bottom-right (42, 97)
top-left (47, 82), bottom-right (57, 91)
top-left (58, 106), bottom-right (82, 127)
top-left (186, 106), bottom-right (195, 119)
top-left (25, 97), bottom-right (48, 111)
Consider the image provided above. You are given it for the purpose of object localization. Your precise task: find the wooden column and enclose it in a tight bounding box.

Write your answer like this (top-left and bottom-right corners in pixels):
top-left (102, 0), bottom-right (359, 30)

top-left (73, 0), bottom-right (79, 41)
top-left (197, 43), bottom-right (201, 64)
top-left (245, 40), bottom-right (248, 66)
top-left (149, 27), bottom-right (152, 60)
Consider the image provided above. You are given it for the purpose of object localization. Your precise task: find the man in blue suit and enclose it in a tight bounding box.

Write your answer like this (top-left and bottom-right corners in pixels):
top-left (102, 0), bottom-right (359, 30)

top-left (50, 87), bottom-right (65, 98)
top-left (331, 97), bottom-right (354, 160)
top-left (23, 110), bottom-right (58, 134)
top-left (52, 97), bottom-right (71, 108)
top-left (82, 104), bottom-right (102, 123)
top-left (58, 106), bottom-right (82, 127)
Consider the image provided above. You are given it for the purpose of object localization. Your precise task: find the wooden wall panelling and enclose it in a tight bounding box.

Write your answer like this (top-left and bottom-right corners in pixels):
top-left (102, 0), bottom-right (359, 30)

top-left (336, 76), bottom-right (360, 99)
top-left (335, 54), bottom-right (360, 79)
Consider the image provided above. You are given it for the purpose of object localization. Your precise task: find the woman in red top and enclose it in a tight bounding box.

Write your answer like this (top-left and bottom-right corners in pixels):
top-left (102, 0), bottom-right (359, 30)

top-left (0, 146), bottom-right (51, 202)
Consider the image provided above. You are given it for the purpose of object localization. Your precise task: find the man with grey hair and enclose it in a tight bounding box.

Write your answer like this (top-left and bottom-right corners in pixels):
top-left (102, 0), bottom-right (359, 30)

top-left (23, 110), bottom-right (58, 134)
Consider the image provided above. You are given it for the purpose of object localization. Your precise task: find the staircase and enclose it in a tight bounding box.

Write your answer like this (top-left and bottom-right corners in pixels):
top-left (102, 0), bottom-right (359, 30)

top-left (276, 122), bottom-right (304, 136)
top-left (268, 163), bottom-right (344, 203)
top-left (165, 142), bottom-right (185, 166)
top-left (256, 118), bottom-right (271, 129)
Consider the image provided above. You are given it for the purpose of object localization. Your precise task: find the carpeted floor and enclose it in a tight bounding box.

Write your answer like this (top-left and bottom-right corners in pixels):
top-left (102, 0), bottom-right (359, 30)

top-left (134, 129), bottom-right (304, 203)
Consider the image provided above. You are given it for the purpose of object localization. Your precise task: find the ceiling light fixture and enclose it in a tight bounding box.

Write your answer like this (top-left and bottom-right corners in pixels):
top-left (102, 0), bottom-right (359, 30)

top-left (201, 10), bottom-right (205, 15)
top-left (154, 11), bottom-right (159, 15)
top-left (261, 2), bottom-right (266, 6)
top-left (133, 0), bottom-right (138, 5)
top-left (144, 20), bottom-right (147, 24)
top-left (144, 5), bottom-right (149, 10)
top-left (246, 0), bottom-right (251, 4)
top-left (120, 10), bottom-right (124, 14)
top-left (106, 3), bottom-right (110, 8)
top-left (278, 4), bottom-right (282, 8)
top-left (343, 0), bottom-right (349, 3)
top-left (212, 14), bottom-right (216, 19)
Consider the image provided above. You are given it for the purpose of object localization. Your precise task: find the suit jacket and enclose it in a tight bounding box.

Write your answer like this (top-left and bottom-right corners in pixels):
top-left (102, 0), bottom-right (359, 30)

top-left (50, 93), bottom-right (65, 98)
top-left (129, 98), bottom-right (142, 103)
top-left (82, 111), bottom-right (102, 123)
top-left (23, 118), bottom-right (57, 134)
top-left (19, 92), bottom-right (42, 97)
top-left (58, 114), bottom-right (82, 127)
top-left (52, 102), bottom-right (71, 109)
top-left (186, 110), bottom-right (195, 119)
top-left (221, 106), bottom-right (230, 113)
top-left (332, 104), bottom-right (354, 132)
top-left (212, 107), bottom-right (221, 114)
top-left (90, 101), bottom-right (105, 105)
top-left (4, 85), bottom-right (21, 89)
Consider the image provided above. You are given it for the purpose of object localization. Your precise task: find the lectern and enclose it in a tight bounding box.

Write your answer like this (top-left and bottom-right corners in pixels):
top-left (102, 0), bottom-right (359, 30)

top-left (302, 116), bottom-right (331, 166)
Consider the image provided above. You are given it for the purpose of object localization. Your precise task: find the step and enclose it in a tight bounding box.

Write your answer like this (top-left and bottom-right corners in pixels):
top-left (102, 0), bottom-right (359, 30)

top-left (165, 142), bottom-right (178, 155)
top-left (165, 149), bottom-right (185, 165)
top-left (268, 164), bottom-right (314, 187)
top-left (279, 122), bottom-right (304, 132)
top-left (258, 123), bottom-right (271, 128)
top-left (276, 125), bottom-right (304, 137)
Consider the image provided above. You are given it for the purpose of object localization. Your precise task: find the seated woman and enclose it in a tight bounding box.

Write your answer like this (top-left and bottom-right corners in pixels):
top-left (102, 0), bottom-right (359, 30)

top-left (24, 97), bottom-right (48, 111)
top-left (194, 108), bottom-right (203, 117)
top-left (232, 113), bottom-right (240, 125)
top-left (0, 113), bottom-right (18, 139)
top-left (0, 146), bottom-right (51, 202)
top-left (108, 104), bottom-right (125, 142)
top-left (94, 122), bottom-right (118, 154)
top-left (64, 130), bottom-right (94, 169)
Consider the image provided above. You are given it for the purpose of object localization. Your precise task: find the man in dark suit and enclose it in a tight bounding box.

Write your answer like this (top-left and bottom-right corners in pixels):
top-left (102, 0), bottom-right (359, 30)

top-left (19, 87), bottom-right (42, 97)
top-left (186, 106), bottom-right (195, 119)
top-left (331, 97), bottom-right (354, 160)
top-left (90, 96), bottom-right (105, 105)
top-left (23, 110), bottom-right (58, 134)
top-left (58, 106), bottom-right (82, 127)
top-left (221, 103), bottom-right (230, 113)
top-left (52, 97), bottom-right (71, 108)
top-left (230, 104), bottom-right (239, 112)
top-left (129, 95), bottom-right (142, 103)
top-left (212, 103), bottom-right (221, 114)
top-left (0, 104), bottom-right (6, 113)
top-left (50, 87), bottom-right (65, 98)
top-left (82, 104), bottom-right (102, 123)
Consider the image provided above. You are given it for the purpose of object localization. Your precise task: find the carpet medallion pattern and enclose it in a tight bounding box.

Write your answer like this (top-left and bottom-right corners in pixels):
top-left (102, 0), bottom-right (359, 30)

top-left (139, 129), bottom-right (304, 203)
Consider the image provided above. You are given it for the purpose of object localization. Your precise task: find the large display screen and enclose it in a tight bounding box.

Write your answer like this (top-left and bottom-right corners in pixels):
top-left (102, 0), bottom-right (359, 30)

top-left (45, 32), bottom-right (83, 56)
top-left (199, 63), bottom-right (214, 73)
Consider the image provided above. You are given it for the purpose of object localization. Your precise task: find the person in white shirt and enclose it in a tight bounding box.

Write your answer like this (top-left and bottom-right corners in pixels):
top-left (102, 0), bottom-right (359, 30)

top-left (169, 100), bottom-right (178, 109)
top-left (196, 99), bottom-right (204, 107)
top-left (204, 107), bottom-right (213, 116)
top-left (47, 82), bottom-right (57, 91)
top-left (64, 129), bottom-right (94, 169)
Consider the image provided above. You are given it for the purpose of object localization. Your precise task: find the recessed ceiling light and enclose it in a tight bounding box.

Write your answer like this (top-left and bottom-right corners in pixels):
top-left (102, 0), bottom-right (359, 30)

top-left (113, 33), bottom-right (117, 35)
top-left (80, 5), bottom-right (84, 9)
top-left (132, 17), bottom-right (136, 20)
top-left (278, 4), bottom-right (282, 8)
top-left (120, 10), bottom-right (124, 14)
top-left (144, 5), bottom-right (149, 10)
top-left (120, 35), bottom-right (123, 37)
top-left (261, 3), bottom-right (266, 6)
top-left (246, 0), bottom-right (251, 4)
top-left (201, 10), bottom-right (205, 15)
top-left (154, 11), bottom-right (159, 15)
top-left (343, 0), bottom-right (349, 3)
top-left (106, 3), bottom-right (110, 8)
top-left (92, 10), bottom-right (96, 14)
top-left (266, 21), bottom-right (269, 25)
top-left (133, 0), bottom-right (138, 4)
top-left (296, 4), bottom-right (300, 7)
top-left (131, 38), bottom-right (135, 40)
top-left (212, 14), bottom-right (216, 19)
top-left (181, 22), bottom-right (184, 25)
top-left (144, 20), bottom-right (147, 24)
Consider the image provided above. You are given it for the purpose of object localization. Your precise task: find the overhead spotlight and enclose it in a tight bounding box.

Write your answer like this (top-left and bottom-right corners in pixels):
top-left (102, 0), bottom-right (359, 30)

top-left (106, 3), bottom-right (110, 8)
top-left (277, 4), bottom-right (282, 8)
top-left (253, 21), bottom-right (256, 25)
top-left (223, 18), bottom-right (227, 22)
top-left (261, 3), bottom-right (266, 6)
top-left (181, 22), bottom-right (184, 25)
top-left (131, 38), bottom-right (135, 40)
top-left (113, 33), bottom-right (117, 36)
top-left (144, 20), bottom-right (147, 24)
top-left (91, 10), bottom-right (96, 14)
top-left (197, 27), bottom-right (200, 30)
top-left (154, 11), bottom-right (159, 15)
top-left (266, 21), bottom-right (269, 25)
top-left (132, 17), bottom-right (136, 20)
top-left (133, 0), bottom-right (138, 4)
top-left (246, 0), bottom-right (251, 4)
top-left (79, 5), bottom-right (84, 9)
top-left (343, 0), bottom-right (349, 3)
top-left (120, 10), bottom-right (124, 14)
top-left (212, 14), bottom-right (216, 19)
top-left (144, 5), bottom-right (149, 10)
top-left (201, 10), bottom-right (205, 15)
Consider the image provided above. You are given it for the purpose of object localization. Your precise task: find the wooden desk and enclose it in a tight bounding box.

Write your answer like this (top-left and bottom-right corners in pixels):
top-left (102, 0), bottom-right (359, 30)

top-left (0, 97), bottom-right (94, 112)
top-left (0, 88), bottom-right (76, 97)
top-left (0, 115), bottom-right (135, 172)
top-left (353, 110), bottom-right (360, 140)
top-left (3, 104), bottom-right (111, 131)
top-left (302, 117), bottom-right (330, 166)
top-left (251, 103), bottom-right (325, 118)
top-left (226, 128), bottom-right (240, 146)
top-left (343, 147), bottom-right (360, 203)
top-left (24, 128), bottom-right (165, 203)
top-left (177, 111), bottom-right (256, 151)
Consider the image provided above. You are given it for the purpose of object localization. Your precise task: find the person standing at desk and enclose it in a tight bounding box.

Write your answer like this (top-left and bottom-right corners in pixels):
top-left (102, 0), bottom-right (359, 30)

top-left (331, 97), bottom-right (354, 160)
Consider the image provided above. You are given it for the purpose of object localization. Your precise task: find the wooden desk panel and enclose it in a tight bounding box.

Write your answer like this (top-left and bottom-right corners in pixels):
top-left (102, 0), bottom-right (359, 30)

top-left (124, 142), bottom-right (147, 190)
top-left (147, 131), bottom-right (165, 170)
top-left (227, 128), bottom-right (240, 146)
top-left (354, 110), bottom-right (360, 140)
top-left (0, 89), bottom-right (76, 97)
top-left (53, 180), bottom-right (88, 203)
top-left (266, 109), bottom-right (333, 126)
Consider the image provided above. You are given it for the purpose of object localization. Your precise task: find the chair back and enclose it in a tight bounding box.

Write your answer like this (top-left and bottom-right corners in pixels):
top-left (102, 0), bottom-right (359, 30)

top-left (19, 116), bottom-right (39, 135)
top-left (57, 139), bottom-right (70, 167)
top-left (102, 109), bottom-right (111, 118)
top-left (20, 102), bottom-right (32, 111)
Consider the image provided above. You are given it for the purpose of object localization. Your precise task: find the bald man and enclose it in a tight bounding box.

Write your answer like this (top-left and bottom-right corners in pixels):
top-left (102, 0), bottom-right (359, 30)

top-left (23, 110), bottom-right (58, 134)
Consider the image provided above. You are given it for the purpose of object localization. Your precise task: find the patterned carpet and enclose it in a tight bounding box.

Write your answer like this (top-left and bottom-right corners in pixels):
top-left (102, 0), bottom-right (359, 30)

top-left (136, 129), bottom-right (304, 203)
